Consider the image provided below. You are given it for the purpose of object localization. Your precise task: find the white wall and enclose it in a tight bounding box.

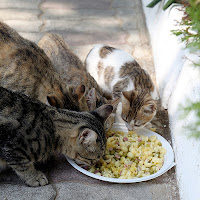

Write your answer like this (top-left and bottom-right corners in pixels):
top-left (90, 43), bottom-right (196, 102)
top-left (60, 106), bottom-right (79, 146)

top-left (141, 1), bottom-right (200, 200)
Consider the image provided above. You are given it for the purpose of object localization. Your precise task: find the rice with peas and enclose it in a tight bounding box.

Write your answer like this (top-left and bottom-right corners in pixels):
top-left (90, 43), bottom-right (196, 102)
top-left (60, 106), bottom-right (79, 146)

top-left (88, 129), bottom-right (167, 179)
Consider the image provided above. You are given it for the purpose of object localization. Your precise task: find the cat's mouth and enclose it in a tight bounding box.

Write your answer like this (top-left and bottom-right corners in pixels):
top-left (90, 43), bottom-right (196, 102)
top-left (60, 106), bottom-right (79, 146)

top-left (74, 154), bottom-right (95, 167)
top-left (74, 159), bottom-right (91, 170)
top-left (125, 122), bottom-right (144, 131)
top-left (74, 159), bottom-right (90, 166)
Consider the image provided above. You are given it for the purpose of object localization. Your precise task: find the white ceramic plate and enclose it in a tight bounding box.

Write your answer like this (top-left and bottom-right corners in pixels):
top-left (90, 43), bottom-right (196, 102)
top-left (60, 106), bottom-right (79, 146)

top-left (66, 123), bottom-right (175, 183)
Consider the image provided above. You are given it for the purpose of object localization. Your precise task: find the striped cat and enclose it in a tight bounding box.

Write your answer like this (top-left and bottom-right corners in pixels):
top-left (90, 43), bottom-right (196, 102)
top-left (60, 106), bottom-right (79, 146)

top-left (0, 22), bottom-right (84, 111)
top-left (85, 44), bottom-right (157, 131)
top-left (38, 34), bottom-right (120, 130)
top-left (0, 87), bottom-right (113, 186)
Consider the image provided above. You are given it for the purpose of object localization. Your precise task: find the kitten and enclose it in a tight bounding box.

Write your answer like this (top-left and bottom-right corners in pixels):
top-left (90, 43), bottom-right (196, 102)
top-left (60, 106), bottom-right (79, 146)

top-left (0, 21), bottom-right (84, 111)
top-left (0, 86), bottom-right (113, 186)
top-left (85, 44), bottom-right (157, 131)
top-left (38, 34), bottom-right (120, 130)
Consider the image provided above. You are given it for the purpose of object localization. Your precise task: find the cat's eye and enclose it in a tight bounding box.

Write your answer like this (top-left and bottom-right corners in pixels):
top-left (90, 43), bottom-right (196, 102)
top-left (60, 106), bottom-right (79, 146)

top-left (135, 122), bottom-right (145, 127)
top-left (134, 124), bottom-right (140, 127)
top-left (122, 116), bottom-right (128, 123)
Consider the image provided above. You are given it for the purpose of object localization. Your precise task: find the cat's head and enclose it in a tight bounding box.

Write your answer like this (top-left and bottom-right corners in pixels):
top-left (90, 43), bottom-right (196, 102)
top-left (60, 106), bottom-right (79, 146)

top-left (86, 88), bottom-right (120, 131)
top-left (121, 90), bottom-right (156, 131)
top-left (73, 104), bottom-right (113, 167)
top-left (47, 84), bottom-right (86, 111)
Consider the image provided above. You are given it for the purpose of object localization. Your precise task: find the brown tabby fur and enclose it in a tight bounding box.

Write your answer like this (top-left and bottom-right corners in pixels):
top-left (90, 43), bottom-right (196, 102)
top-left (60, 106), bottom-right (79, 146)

top-left (0, 86), bottom-right (113, 186)
top-left (0, 21), bottom-right (84, 111)
top-left (38, 33), bottom-right (103, 94)
top-left (38, 34), bottom-right (120, 130)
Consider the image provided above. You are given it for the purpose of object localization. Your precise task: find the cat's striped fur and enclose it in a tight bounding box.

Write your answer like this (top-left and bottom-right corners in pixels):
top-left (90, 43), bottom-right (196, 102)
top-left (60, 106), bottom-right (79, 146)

top-left (0, 22), bottom-right (84, 111)
top-left (85, 44), bottom-right (157, 131)
top-left (0, 87), bottom-right (113, 186)
top-left (38, 33), bottom-right (107, 111)
top-left (38, 34), bottom-right (120, 131)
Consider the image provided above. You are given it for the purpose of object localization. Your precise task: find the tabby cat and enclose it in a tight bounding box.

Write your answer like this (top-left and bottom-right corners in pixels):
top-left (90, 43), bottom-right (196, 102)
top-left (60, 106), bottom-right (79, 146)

top-left (85, 44), bottom-right (157, 131)
top-left (38, 34), bottom-right (120, 130)
top-left (0, 22), bottom-right (84, 111)
top-left (0, 87), bottom-right (113, 186)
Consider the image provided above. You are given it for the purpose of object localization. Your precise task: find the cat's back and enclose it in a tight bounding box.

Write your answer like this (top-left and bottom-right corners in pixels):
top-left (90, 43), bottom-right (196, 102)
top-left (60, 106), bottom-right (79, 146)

top-left (0, 22), bottom-right (62, 101)
top-left (86, 45), bottom-right (134, 80)
top-left (0, 87), bottom-right (54, 139)
top-left (38, 33), bottom-right (87, 87)
top-left (0, 22), bottom-right (53, 70)
top-left (0, 87), bottom-right (56, 166)
top-left (0, 22), bottom-right (47, 61)
top-left (38, 33), bottom-right (84, 71)
top-left (38, 34), bottom-right (105, 97)
top-left (86, 45), bottom-right (148, 92)
top-left (0, 87), bottom-right (48, 119)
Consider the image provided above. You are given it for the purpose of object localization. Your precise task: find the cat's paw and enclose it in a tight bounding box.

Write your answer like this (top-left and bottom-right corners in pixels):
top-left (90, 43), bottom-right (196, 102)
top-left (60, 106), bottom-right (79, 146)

top-left (26, 171), bottom-right (48, 187)
top-left (0, 159), bottom-right (8, 173)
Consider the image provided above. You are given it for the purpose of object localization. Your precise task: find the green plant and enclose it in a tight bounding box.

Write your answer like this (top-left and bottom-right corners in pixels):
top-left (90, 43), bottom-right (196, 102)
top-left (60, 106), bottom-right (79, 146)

top-left (171, 0), bottom-right (200, 51)
top-left (181, 102), bottom-right (200, 138)
top-left (172, 0), bottom-right (200, 138)
top-left (147, 0), bottom-right (162, 8)
top-left (148, 0), bottom-right (200, 138)
top-left (147, 0), bottom-right (188, 10)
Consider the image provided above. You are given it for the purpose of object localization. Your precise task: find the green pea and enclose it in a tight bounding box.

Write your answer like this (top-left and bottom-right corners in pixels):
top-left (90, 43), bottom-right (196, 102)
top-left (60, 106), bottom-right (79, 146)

top-left (158, 142), bottom-right (162, 146)
top-left (115, 134), bottom-right (119, 137)
top-left (150, 167), bottom-right (155, 174)
top-left (141, 141), bottom-right (145, 145)
top-left (123, 152), bottom-right (127, 157)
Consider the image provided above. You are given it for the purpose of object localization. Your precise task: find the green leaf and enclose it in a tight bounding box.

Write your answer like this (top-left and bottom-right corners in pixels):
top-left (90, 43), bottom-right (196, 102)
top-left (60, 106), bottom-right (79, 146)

top-left (163, 0), bottom-right (176, 10)
top-left (147, 0), bottom-right (162, 8)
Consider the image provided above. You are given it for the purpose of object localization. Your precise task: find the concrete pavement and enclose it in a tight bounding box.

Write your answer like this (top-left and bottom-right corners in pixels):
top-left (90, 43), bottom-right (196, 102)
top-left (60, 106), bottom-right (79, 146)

top-left (0, 0), bottom-right (179, 199)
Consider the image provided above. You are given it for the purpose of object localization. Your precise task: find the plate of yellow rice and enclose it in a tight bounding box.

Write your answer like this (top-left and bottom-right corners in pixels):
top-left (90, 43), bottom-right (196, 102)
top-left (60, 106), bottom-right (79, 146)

top-left (66, 123), bottom-right (175, 183)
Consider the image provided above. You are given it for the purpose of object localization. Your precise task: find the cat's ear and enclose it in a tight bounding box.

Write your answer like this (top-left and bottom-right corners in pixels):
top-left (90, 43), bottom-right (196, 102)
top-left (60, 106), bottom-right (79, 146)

top-left (75, 85), bottom-right (89, 111)
top-left (111, 97), bottom-right (121, 110)
top-left (122, 91), bottom-right (137, 102)
top-left (121, 92), bottom-right (131, 114)
top-left (79, 128), bottom-right (97, 147)
top-left (67, 84), bottom-right (86, 101)
top-left (92, 104), bottom-right (113, 123)
top-left (122, 91), bottom-right (132, 102)
top-left (86, 88), bottom-right (97, 111)
top-left (47, 95), bottom-right (63, 108)
top-left (143, 103), bottom-right (157, 114)
top-left (104, 113), bottom-right (115, 132)
top-left (74, 84), bottom-right (86, 101)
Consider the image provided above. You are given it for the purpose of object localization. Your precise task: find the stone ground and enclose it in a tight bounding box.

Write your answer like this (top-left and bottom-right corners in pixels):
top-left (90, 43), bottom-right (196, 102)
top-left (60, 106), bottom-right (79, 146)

top-left (0, 0), bottom-right (180, 199)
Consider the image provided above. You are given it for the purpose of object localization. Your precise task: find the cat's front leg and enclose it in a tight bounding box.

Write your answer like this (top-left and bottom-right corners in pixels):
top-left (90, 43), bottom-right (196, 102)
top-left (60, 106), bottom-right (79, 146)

top-left (0, 159), bottom-right (8, 173)
top-left (9, 161), bottom-right (48, 187)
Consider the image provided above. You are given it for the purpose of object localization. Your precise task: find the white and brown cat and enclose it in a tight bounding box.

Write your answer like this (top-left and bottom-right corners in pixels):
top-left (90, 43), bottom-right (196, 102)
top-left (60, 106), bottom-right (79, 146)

top-left (85, 44), bottom-right (158, 131)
